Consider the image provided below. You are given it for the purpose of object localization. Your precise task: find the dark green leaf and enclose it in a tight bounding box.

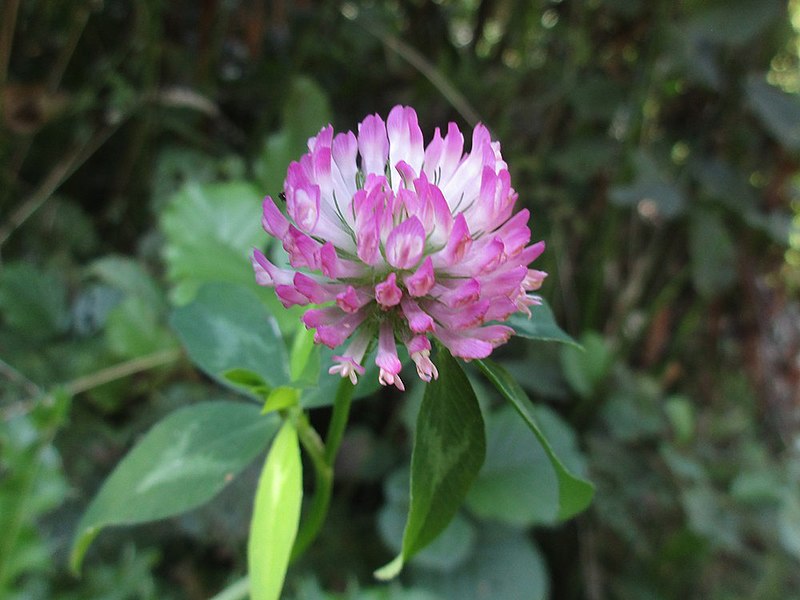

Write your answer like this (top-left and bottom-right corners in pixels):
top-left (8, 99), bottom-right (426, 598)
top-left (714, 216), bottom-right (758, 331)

top-left (412, 526), bottom-right (549, 600)
top-left (376, 348), bottom-right (485, 579)
top-left (378, 468), bottom-right (476, 572)
top-left (248, 420), bottom-right (303, 600)
top-left (476, 359), bottom-right (594, 520)
top-left (507, 299), bottom-right (580, 347)
top-left (170, 283), bottom-right (290, 393)
top-left (689, 208), bottom-right (736, 298)
top-left (0, 263), bottom-right (69, 339)
top-left (70, 401), bottom-right (280, 573)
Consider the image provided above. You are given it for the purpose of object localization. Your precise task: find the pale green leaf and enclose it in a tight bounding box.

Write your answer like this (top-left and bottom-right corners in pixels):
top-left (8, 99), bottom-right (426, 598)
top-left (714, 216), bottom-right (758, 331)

top-left (248, 420), bottom-right (303, 600)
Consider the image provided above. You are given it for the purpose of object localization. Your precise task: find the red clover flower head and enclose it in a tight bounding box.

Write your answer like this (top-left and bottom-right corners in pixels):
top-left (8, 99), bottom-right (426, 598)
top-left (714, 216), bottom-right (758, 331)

top-left (252, 106), bottom-right (546, 390)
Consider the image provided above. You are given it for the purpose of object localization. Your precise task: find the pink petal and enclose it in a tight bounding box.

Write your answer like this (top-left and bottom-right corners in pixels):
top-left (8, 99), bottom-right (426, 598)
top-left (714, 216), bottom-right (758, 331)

top-left (401, 296), bottom-right (436, 333)
top-left (262, 196), bottom-right (289, 238)
top-left (404, 256), bottom-right (435, 297)
top-left (375, 272), bottom-right (403, 308)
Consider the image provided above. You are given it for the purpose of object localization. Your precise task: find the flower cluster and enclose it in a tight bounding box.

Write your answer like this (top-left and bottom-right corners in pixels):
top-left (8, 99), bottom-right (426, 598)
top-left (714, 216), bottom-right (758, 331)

top-left (253, 106), bottom-right (546, 390)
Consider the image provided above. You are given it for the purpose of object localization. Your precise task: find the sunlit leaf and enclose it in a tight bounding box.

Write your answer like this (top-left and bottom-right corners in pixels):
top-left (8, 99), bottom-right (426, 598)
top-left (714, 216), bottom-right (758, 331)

top-left (476, 359), bottom-right (594, 520)
top-left (375, 348), bottom-right (485, 580)
top-left (248, 420), bottom-right (303, 600)
top-left (70, 401), bottom-right (279, 573)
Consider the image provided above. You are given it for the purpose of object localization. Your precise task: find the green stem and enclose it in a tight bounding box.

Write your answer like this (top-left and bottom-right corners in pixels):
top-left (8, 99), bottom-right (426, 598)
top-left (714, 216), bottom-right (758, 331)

top-left (324, 378), bottom-right (354, 464)
top-left (208, 576), bottom-right (249, 600)
top-left (291, 411), bottom-right (332, 561)
top-left (290, 379), bottom-right (354, 560)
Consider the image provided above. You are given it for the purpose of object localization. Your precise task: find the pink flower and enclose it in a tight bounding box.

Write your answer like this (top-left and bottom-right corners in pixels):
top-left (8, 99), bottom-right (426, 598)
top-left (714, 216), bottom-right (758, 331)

top-left (253, 106), bottom-right (546, 388)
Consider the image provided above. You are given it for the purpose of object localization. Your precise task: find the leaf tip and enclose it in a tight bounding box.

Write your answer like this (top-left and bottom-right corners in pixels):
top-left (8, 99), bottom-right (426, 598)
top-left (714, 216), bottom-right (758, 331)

top-left (373, 554), bottom-right (404, 581)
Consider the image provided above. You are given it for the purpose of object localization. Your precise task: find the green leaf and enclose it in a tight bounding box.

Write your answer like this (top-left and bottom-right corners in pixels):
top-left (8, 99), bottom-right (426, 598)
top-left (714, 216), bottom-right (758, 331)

top-left (465, 406), bottom-right (559, 526)
top-left (507, 298), bottom-right (580, 347)
top-left (376, 348), bottom-right (485, 580)
top-left (248, 420), bottom-right (303, 600)
top-left (170, 283), bottom-right (291, 393)
top-left (105, 296), bottom-right (177, 359)
top-left (378, 469), bottom-right (476, 572)
top-left (475, 359), bottom-right (594, 520)
top-left (89, 255), bottom-right (166, 314)
top-left (262, 386), bottom-right (300, 414)
top-left (70, 401), bottom-right (280, 573)
top-left (160, 180), bottom-right (264, 305)
top-left (0, 263), bottom-right (69, 339)
top-left (412, 525), bottom-right (548, 600)
top-left (559, 331), bottom-right (612, 399)
top-left (746, 75), bottom-right (800, 151)
top-left (689, 208), bottom-right (736, 298)
top-left (609, 151), bottom-right (687, 219)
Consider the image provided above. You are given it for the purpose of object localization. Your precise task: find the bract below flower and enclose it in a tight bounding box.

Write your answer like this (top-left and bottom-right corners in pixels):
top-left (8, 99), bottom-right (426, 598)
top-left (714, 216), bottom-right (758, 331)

top-left (253, 105), bottom-right (546, 390)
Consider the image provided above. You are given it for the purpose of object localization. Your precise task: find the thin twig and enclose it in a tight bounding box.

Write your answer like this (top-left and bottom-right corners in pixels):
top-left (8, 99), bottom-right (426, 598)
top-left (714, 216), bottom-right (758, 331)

top-left (0, 0), bottom-right (20, 90)
top-left (64, 347), bottom-right (181, 396)
top-left (0, 119), bottom-right (124, 252)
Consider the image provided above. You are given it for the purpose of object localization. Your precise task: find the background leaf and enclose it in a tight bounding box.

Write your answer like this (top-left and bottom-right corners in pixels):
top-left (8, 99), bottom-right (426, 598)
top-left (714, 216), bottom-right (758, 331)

top-left (248, 420), bottom-right (303, 600)
top-left (160, 180), bottom-right (264, 305)
top-left (70, 401), bottom-right (280, 572)
top-left (476, 359), bottom-right (595, 520)
top-left (170, 283), bottom-right (290, 392)
top-left (412, 526), bottom-right (549, 600)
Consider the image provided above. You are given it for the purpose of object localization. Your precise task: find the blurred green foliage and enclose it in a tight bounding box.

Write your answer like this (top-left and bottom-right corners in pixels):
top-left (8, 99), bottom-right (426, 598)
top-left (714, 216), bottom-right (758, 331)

top-left (1, 0), bottom-right (800, 598)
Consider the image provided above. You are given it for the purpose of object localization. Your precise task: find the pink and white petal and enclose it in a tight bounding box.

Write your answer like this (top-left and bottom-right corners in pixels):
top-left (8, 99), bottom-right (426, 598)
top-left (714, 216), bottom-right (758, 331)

top-left (387, 106), bottom-right (425, 186)
top-left (252, 249), bottom-right (293, 286)
top-left (385, 216), bottom-right (426, 270)
top-left (357, 114), bottom-right (389, 176)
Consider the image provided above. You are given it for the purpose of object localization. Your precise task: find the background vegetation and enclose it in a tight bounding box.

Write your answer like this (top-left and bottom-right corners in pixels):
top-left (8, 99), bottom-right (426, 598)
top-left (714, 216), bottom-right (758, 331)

top-left (2, 0), bottom-right (800, 598)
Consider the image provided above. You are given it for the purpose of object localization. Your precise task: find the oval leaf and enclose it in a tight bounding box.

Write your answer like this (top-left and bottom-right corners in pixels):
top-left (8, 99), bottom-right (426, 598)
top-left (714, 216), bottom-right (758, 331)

top-left (70, 401), bottom-right (280, 573)
top-left (476, 359), bottom-right (595, 520)
top-left (376, 348), bottom-right (485, 579)
top-left (248, 420), bottom-right (303, 600)
top-left (170, 283), bottom-right (290, 393)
